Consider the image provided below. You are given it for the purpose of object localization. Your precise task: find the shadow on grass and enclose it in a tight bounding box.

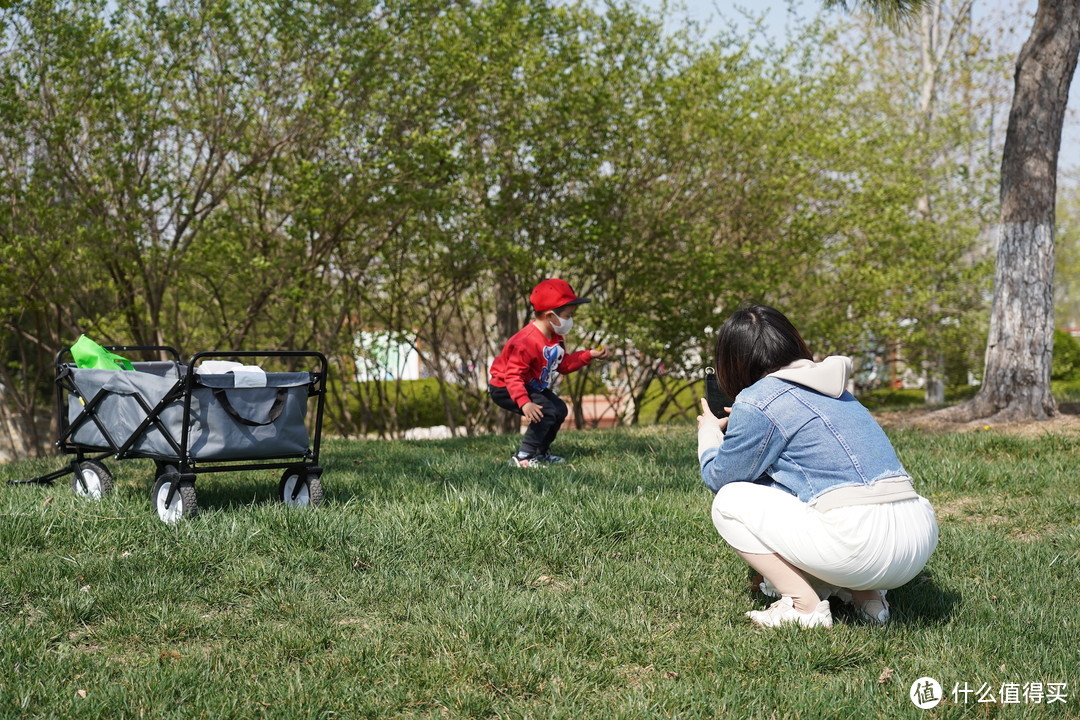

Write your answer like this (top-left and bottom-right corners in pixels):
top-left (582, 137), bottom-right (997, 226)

top-left (832, 579), bottom-right (960, 628)
top-left (747, 569), bottom-right (961, 627)
top-left (189, 472), bottom-right (281, 510)
top-left (6, 455), bottom-right (300, 517)
top-left (886, 570), bottom-right (961, 625)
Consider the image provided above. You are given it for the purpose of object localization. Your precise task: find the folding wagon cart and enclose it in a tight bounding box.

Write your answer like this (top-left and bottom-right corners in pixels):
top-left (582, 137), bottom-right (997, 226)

top-left (13, 345), bottom-right (328, 524)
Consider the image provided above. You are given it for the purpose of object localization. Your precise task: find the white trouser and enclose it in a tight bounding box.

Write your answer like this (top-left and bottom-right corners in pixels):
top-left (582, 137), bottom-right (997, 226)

top-left (711, 482), bottom-right (939, 591)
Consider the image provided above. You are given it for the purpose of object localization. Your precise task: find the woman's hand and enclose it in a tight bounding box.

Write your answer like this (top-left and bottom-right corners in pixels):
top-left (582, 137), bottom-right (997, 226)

top-left (522, 401), bottom-right (544, 424)
top-left (698, 398), bottom-right (730, 434)
top-left (697, 398), bottom-right (730, 458)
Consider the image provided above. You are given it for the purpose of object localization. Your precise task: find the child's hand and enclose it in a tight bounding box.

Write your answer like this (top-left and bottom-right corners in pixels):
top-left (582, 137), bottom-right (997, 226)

top-left (590, 346), bottom-right (610, 360)
top-left (522, 401), bottom-right (544, 423)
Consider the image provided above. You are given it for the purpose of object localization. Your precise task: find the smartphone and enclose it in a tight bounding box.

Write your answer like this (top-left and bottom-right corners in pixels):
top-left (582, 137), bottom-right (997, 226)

top-left (704, 367), bottom-right (732, 418)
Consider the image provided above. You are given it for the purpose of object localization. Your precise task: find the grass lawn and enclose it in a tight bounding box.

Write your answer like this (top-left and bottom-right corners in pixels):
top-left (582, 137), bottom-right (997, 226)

top-left (1, 425), bottom-right (1077, 719)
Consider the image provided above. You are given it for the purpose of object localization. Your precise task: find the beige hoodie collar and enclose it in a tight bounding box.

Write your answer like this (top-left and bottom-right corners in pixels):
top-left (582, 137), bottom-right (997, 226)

top-left (767, 356), bottom-right (852, 398)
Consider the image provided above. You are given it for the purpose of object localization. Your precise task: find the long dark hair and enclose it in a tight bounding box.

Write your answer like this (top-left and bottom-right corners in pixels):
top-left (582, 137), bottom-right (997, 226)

top-left (714, 305), bottom-right (813, 399)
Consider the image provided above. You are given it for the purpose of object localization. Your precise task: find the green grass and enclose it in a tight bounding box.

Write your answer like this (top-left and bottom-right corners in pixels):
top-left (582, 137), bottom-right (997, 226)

top-left (1, 426), bottom-right (1077, 719)
top-left (637, 380), bottom-right (1078, 421)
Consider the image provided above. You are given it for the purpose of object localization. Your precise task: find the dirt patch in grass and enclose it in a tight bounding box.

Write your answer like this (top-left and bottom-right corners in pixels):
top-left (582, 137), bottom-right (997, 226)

top-left (874, 402), bottom-right (1080, 437)
top-left (614, 663), bottom-right (679, 688)
top-left (935, 497), bottom-right (1059, 542)
top-left (936, 497), bottom-right (1012, 527)
top-left (526, 574), bottom-right (574, 592)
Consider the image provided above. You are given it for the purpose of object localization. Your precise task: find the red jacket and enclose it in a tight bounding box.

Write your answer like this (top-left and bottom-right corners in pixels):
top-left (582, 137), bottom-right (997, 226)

top-left (489, 323), bottom-right (593, 408)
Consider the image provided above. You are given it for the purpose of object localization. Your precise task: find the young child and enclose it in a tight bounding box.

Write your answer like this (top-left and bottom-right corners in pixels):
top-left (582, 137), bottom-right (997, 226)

top-left (489, 278), bottom-right (610, 467)
top-left (697, 305), bottom-right (938, 628)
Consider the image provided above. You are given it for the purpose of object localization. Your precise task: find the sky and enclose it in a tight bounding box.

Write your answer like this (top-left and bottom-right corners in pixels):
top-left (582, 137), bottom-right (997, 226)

top-left (636, 0), bottom-right (1080, 181)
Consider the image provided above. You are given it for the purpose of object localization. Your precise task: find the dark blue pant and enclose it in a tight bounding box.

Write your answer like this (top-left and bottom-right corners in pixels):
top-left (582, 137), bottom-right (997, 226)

top-left (488, 385), bottom-right (568, 457)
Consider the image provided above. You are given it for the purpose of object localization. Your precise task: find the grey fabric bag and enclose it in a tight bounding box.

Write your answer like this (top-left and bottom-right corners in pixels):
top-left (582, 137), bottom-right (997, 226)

top-left (67, 364), bottom-right (311, 461)
top-left (68, 364), bottom-right (185, 456)
top-left (188, 372), bottom-right (310, 460)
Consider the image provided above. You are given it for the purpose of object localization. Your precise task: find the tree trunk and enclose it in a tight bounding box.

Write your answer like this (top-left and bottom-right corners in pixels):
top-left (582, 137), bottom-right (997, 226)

top-left (918, 0), bottom-right (944, 405)
top-left (914, 0), bottom-right (974, 406)
top-left (496, 272), bottom-right (523, 434)
top-left (934, 0), bottom-right (1080, 423)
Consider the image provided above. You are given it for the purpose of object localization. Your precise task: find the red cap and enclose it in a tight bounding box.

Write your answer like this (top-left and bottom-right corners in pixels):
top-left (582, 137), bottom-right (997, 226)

top-left (530, 278), bottom-right (591, 313)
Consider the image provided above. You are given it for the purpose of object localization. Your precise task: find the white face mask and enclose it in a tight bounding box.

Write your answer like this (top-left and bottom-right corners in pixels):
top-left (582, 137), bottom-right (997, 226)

top-left (549, 312), bottom-right (574, 336)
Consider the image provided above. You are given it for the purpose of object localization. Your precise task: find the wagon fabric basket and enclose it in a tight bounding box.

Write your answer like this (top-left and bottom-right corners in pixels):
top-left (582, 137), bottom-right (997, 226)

top-left (14, 346), bottom-right (328, 524)
top-left (67, 365), bottom-right (312, 461)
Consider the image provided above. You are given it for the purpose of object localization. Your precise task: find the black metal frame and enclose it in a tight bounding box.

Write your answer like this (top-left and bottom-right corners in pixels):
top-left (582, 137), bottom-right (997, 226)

top-left (12, 346), bottom-right (328, 498)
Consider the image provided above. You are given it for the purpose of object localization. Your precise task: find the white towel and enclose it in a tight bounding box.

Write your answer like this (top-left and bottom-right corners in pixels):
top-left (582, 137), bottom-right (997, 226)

top-left (197, 360), bottom-right (243, 375)
top-left (229, 365), bottom-right (267, 388)
top-left (196, 360), bottom-right (267, 387)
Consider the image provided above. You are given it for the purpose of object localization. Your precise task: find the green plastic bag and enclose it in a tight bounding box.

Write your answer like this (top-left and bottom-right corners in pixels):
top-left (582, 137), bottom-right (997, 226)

top-left (70, 335), bottom-right (134, 371)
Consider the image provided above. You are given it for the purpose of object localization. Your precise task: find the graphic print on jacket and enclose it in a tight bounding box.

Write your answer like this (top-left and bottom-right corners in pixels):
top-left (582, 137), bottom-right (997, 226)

top-left (527, 343), bottom-right (566, 392)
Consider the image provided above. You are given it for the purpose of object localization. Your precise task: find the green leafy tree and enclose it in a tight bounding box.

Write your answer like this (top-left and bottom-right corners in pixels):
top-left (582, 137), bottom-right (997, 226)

top-left (1, 0), bottom-right (1055, 455)
top-left (1055, 183), bottom-right (1080, 331)
top-left (825, 0), bottom-right (1080, 422)
top-left (811, 2), bottom-right (1003, 398)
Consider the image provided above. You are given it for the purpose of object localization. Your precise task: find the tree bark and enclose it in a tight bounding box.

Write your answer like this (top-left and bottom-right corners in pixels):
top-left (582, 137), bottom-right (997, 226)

top-left (496, 271), bottom-right (523, 434)
top-left (933, 0), bottom-right (1080, 423)
top-left (918, 0), bottom-right (943, 405)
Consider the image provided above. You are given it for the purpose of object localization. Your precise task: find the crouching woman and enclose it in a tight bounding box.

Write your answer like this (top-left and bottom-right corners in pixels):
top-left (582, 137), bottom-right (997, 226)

top-left (698, 305), bottom-right (938, 628)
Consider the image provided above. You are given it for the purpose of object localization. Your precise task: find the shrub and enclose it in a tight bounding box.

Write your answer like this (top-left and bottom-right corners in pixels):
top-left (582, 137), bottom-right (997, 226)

top-left (637, 378), bottom-right (702, 425)
top-left (856, 385), bottom-right (978, 411)
top-left (331, 378), bottom-right (482, 435)
top-left (1052, 377), bottom-right (1080, 403)
top-left (1052, 329), bottom-right (1080, 381)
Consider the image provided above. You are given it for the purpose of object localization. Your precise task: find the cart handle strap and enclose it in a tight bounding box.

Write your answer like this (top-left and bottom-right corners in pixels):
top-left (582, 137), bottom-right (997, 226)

top-left (212, 388), bottom-right (288, 427)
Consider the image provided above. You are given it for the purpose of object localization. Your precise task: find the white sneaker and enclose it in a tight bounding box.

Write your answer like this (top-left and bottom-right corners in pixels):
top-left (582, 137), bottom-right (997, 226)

top-left (759, 578), bottom-right (850, 604)
top-left (854, 590), bottom-right (890, 625)
top-left (746, 596), bottom-right (833, 628)
top-left (508, 455), bottom-right (540, 468)
top-left (759, 578), bottom-right (780, 598)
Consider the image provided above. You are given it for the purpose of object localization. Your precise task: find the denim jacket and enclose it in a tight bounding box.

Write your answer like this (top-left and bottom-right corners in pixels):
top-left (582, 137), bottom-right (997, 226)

top-left (699, 357), bottom-right (916, 509)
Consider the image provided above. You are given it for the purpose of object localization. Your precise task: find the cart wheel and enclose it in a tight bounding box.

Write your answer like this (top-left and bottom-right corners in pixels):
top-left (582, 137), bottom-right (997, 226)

top-left (278, 468), bottom-right (323, 508)
top-left (151, 473), bottom-right (198, 524)
top-left (72, 460), bottom-right (114, 500)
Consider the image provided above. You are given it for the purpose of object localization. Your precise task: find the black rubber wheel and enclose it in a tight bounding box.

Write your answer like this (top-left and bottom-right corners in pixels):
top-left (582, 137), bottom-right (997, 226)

top-left (278, 468), bottom-right (323, 508)
top-left (151, 472), bottom-right (198, 524)
top-left (71, 460), bottom-right (114, 500)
